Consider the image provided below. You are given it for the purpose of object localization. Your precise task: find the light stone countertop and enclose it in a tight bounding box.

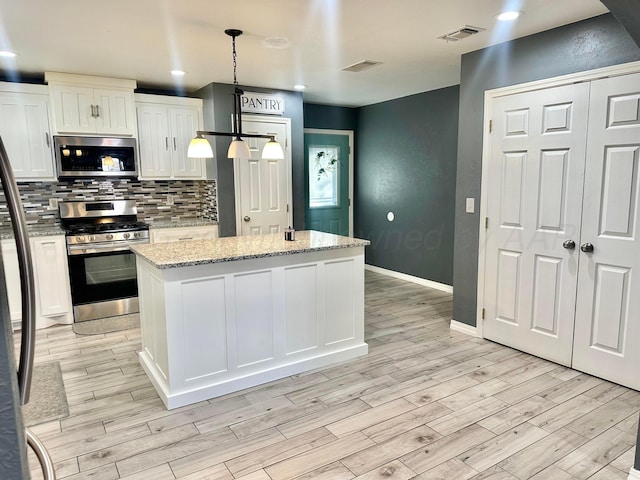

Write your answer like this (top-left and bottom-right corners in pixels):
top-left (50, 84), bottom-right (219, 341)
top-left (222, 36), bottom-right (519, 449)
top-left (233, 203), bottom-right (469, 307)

top-left (130, 230), bottom-right (370, 269)
top-left (0, 225), bottom-right (66, 240)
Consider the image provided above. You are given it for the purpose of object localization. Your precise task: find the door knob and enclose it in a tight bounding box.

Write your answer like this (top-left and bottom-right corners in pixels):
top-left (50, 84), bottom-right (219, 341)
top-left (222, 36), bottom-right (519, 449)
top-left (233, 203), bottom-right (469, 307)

top-left (562, 240), bottom-right (576, 250)
top-left (243, 216), bottom-right (251, 222)
top-left (580, 242), bottom-right (594, 253)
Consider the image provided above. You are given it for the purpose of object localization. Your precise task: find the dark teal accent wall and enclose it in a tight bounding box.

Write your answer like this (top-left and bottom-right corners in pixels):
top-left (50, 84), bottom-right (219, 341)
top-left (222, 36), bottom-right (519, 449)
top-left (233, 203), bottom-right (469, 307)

top-left (453, 13), bottom-right (640, 326)
top-left (355, 86), bottom-right (459, 285)
top-left (303, 103), bottom-right (358, 131)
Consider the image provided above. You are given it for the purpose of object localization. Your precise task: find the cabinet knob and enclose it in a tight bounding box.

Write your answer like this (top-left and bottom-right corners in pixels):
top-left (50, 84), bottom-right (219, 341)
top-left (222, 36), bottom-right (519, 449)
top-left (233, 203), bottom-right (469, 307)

top-left (562, 240), bottom-right (575, 250)
top-left (243, 216), bottom-right (251, 222)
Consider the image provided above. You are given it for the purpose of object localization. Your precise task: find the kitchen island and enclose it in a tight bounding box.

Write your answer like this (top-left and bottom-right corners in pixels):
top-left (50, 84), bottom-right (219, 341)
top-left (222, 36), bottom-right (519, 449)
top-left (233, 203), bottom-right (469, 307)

top-left (131, 230), bottom-right (370, 409)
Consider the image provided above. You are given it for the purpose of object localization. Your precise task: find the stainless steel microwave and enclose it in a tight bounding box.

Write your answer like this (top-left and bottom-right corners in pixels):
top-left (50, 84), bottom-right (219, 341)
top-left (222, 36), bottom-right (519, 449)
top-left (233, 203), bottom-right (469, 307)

top-left (54, 136), bottom-right (138, 178)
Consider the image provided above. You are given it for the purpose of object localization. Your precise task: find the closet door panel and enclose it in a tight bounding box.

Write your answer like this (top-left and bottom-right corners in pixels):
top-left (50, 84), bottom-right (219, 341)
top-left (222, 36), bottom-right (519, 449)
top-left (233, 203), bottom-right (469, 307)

top-left (573, 72), bottom-right (640, 390)
top-left (483, 82), bottom-right (590, 366)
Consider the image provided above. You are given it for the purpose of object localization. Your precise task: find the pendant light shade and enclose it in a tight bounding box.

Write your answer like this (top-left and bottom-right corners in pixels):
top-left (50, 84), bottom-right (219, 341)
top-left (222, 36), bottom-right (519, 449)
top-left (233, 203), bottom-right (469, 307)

top-left (227, 138), bottom-right (251, 159)
top-left (187, 135), bottom-right (214, 158)
top-left (187, 28), bottom-right (285, 161)
top-left (261, 139), bottom-right (285, 160)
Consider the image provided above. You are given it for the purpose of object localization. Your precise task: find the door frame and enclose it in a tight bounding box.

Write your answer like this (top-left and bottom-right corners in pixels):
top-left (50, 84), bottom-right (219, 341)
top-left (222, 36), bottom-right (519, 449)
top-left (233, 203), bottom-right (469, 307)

top-left (476, 60), bottom-right (640, 340)
top-left (233, 114), bottom-right (293, 235)
top-left (303, 128), bottom-right (355, 236)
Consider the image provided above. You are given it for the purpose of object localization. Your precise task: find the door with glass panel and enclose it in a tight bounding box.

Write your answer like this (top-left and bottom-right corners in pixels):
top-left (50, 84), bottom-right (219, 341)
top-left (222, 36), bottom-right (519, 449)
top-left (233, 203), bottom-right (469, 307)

top-left (304, 130), bottom-right (353, 236)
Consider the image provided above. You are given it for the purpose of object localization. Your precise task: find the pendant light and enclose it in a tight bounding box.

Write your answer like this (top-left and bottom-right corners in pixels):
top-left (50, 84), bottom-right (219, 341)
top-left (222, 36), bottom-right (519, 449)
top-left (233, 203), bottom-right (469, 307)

top-left (187, 29), bottom-right (285, 161)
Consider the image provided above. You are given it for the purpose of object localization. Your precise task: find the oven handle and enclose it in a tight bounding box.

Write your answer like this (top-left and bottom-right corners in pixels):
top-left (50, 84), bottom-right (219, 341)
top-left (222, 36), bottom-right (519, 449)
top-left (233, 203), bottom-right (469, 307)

top-left (67, 242), bottom-right (147, 255)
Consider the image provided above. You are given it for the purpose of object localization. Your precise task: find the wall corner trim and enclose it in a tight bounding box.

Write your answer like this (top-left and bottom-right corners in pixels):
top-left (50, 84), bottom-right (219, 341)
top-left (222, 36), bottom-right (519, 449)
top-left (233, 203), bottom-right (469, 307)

top-left (364, 264), bottom-right (453, 293)
top-left (450, 319), bottom-right (480, 338)
top-left (628, 468), bottom-right (640, 480)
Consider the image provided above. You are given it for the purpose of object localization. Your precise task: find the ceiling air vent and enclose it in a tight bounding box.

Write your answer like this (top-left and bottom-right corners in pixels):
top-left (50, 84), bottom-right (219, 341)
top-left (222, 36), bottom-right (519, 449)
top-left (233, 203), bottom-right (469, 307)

top-left (342, 60), bottom-right (382, 73)
top-left (438, 25), bottom-right (485, 42)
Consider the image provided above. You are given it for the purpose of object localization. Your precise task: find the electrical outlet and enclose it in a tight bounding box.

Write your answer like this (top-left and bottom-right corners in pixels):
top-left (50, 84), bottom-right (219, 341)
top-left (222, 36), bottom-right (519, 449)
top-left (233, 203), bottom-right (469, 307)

top-left (48, 198), bottom-right (59, 210)
top-left (166, 194), bottom-right (174, 206)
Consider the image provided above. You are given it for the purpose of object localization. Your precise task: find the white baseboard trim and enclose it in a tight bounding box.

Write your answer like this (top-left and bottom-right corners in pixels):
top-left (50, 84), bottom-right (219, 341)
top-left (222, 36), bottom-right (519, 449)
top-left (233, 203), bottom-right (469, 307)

top-left (364, 264), bottom-right (453, 293)
top-left (450, 319), bottom-right (480, 338)
top-left (628, 467), bottom-right (640, 480)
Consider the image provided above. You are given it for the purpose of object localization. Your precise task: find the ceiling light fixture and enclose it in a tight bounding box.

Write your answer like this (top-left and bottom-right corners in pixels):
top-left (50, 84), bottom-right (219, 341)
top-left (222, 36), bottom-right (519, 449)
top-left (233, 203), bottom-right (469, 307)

top-left (497, 11), bottom-right (521, 21)
top-left (294, 84), bottom-right (307, 91)
top-left (187, 29), bottom-right (284, 161)
top-left (171, 70), bottom-right (186, 76)
top-left (0, 50), bottom-right (18, 57)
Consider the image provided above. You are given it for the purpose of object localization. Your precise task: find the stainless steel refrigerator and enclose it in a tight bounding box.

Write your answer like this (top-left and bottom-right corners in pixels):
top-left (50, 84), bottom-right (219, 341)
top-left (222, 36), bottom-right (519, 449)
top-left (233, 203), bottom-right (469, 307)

top-left (0, 136), bottom-right (55, 479)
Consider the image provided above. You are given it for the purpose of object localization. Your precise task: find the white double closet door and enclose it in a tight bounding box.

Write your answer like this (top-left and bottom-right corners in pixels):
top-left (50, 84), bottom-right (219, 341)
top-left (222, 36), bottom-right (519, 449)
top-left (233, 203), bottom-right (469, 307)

top-left (483, 72), bottom-right (640, 390)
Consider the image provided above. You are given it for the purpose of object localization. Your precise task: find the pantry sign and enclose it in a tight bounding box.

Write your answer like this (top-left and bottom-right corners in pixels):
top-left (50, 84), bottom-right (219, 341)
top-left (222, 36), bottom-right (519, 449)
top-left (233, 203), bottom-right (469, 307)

top-left (241, 92), bottom-right (285, 115)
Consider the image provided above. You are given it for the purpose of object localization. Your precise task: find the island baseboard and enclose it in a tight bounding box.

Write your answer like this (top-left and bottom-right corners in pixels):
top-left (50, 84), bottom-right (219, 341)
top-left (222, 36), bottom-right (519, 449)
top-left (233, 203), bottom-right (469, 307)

top-left (140, 343), bottom-right (369, 409)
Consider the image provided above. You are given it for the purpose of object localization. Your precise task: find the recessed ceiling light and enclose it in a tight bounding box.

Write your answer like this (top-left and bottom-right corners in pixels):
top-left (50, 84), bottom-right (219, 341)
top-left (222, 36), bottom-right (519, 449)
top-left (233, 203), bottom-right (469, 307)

top-left (497, 11), bottom-right (522, 21)
top-left (0, 50), bottom-right (18, 58)
top-left (294, 84), bottom-right (307, 91)
top-left (171, 70), bottom-right (186, 76)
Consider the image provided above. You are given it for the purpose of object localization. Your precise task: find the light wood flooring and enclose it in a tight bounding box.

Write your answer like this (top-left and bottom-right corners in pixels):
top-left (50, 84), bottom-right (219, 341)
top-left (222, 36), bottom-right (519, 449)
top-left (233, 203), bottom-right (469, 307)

top-left (23, 270), bottom-right (639, 479)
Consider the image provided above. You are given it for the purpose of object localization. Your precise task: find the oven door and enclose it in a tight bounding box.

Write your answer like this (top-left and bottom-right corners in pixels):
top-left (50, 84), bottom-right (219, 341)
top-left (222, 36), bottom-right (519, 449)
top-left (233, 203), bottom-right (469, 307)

top-left (67, 245), bottom-right (139, 322)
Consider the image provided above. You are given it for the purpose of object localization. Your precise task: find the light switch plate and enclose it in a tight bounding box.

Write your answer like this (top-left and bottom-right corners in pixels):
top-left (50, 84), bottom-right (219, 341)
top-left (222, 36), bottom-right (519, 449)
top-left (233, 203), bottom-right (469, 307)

top-left (48, 198), bottom-right (59, 210)
top-left (465, 197), bottom-right (475, 213)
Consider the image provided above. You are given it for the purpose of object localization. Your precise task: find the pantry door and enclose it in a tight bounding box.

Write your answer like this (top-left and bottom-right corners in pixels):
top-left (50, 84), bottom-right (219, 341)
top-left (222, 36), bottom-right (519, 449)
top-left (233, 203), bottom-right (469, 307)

top-left (483, 82), bottom-right (590, 366)
top-left (234, 116), bottom-right (292, 236)
top-left (572, 73), bottom-right (640, 390)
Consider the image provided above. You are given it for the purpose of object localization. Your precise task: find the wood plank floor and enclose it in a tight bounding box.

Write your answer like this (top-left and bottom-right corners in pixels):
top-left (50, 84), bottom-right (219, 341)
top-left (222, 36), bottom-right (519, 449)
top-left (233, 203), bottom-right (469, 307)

top-left (23, 270), bottom-right (638, 479)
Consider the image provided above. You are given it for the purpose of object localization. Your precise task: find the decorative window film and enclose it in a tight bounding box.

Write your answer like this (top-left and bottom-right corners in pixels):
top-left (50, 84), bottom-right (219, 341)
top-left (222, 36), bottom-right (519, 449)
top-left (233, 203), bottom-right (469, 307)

top-left (309, 146), bottom-right (339, 207)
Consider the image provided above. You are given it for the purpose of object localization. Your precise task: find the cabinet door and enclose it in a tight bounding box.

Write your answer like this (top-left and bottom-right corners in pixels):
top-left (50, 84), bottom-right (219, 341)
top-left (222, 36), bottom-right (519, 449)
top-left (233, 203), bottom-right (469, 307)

top-left (31, 236), bottom-right (71, 318)
top-left (1, 239), bottom-right (22, 322)
top-left (151, 226), bottom-right (218, 243)
top-left (94, 88), bottom-right (136, 136)
top-left (0, 92), bottom-right (55, 179)
top-left (170, 107), bottom-right (204, 178)
top-left (50, 85), bottom-right (95, 134)
top-left (137, 104), bottom-right (172, 178)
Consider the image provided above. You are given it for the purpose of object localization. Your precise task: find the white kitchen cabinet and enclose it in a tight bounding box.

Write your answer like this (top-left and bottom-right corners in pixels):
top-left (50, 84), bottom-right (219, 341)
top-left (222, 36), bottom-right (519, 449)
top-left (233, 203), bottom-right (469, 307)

top-left (1, 235), bottom-right (73, 329)
top-left (135, 94), bottom-right (204, 179)
top-left (1, 239), bottom-right (22, 325)
top-left (45, 72), bottom-right (137, 136)
top-left (150, 225), bottom-right (218, 244)
top-left (0, 83), bottom-right (55, 180)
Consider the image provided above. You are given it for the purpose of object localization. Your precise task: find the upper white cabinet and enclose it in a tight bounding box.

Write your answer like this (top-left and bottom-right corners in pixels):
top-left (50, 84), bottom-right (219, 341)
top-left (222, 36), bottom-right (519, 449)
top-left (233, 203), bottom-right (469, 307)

top-left (45, 72), bottom-right (137, 136)
top-left (135, 94), bottom-right (205, 180)
top-left (0, 83), bottom-right (55, 180)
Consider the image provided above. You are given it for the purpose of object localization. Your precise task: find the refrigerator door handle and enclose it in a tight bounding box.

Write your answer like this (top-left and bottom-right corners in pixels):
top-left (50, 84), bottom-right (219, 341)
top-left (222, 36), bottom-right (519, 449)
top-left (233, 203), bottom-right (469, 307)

top-left (26, 428), bottom-right (56, 479)
top-left (0, 137), bottom-right (36, 405)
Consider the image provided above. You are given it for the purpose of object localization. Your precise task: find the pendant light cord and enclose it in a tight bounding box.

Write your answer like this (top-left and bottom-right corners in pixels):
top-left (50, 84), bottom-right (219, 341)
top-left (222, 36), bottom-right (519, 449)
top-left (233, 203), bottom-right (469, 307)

top-left (230, 31), bottom-right (243, 139)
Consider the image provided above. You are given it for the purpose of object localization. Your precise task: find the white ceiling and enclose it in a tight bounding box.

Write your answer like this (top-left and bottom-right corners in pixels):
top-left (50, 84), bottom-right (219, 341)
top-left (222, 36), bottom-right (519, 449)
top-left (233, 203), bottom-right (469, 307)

top-left (0, 0), bottom-right (609, 107)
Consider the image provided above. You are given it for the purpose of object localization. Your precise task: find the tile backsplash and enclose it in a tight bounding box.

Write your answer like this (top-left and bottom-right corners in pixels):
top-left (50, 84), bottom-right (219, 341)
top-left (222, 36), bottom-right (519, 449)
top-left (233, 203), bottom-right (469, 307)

top-left (0, 178), bottom-right (217, 227)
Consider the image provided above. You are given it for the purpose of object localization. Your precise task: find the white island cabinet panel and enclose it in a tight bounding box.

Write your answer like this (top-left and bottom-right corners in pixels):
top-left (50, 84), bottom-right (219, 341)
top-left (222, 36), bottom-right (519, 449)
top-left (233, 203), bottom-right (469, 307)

top-left (179, 276), bottom-right (228, 382)
top-left (284, 264), bottom-right (318, 355)
top-left (133, 231), bottom-right (369, 409)
top-left (234, 271), bottom-right (274, 368)
top-left (325, 259), bottom-right (358, 346)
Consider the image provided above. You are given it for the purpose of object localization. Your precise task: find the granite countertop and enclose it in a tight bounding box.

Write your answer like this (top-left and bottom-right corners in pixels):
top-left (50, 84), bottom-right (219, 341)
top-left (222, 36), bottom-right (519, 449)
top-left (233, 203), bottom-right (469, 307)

top-left (0, 225), bottom-right (66, 240)
top-left (146, 219), bottom-right (218, 229)
top-left (131, 230), bottom-right (370, 269)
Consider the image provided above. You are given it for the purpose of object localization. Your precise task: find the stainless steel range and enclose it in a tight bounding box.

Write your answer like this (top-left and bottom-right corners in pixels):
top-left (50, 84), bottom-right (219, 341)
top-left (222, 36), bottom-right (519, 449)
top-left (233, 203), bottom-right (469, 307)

top-left (59, 200), bottom-right (149, 322)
